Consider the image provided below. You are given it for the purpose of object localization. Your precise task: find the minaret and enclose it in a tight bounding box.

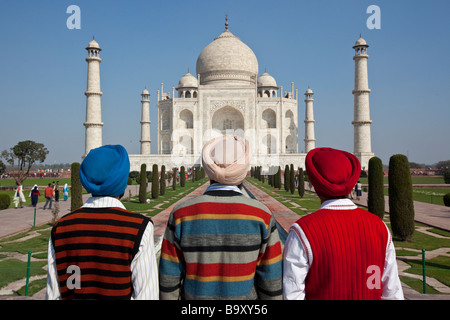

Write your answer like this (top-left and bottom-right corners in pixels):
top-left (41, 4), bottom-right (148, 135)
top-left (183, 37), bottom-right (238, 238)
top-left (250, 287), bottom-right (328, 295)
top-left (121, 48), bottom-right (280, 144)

top-left (83, 38), bottom-right (103, 157)
top-left (352, 35), bottom-right (374, 169)
top-left (304, 88), bottom-right (316, 153)
top-left (140, 89), bottom-right (151, 155)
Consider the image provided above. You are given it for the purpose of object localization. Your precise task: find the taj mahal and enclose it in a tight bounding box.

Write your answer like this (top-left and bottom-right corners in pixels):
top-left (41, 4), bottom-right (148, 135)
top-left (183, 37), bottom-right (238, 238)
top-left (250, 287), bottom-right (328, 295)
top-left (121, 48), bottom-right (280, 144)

top-left (82, 18), bottom-right (374, 172)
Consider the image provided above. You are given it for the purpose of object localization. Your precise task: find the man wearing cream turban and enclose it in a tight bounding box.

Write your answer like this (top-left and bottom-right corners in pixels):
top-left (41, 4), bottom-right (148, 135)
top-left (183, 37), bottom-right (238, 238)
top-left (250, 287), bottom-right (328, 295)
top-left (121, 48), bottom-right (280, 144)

top-left (283, 147), bottom-right (404, 300)
top-left (159, 136), bottom-right (283, 300)
top-left (46, 145), bottom-right (158, 300)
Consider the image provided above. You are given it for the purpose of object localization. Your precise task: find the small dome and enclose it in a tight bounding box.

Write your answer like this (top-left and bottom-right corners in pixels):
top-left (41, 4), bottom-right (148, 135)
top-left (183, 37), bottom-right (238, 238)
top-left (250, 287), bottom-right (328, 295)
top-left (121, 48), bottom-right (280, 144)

top-left (142, 88), bottom-right (149, 95)
top-left (257, 72), bottom-right (277, 87)
top-left (177, 72), bottom-right (198, 88)
top-left (87, 39), bottom-right (100, 49)
top-left (353, 36), bottom-right (368, 48)
top-left (305, 88), bottom-right (313, 94)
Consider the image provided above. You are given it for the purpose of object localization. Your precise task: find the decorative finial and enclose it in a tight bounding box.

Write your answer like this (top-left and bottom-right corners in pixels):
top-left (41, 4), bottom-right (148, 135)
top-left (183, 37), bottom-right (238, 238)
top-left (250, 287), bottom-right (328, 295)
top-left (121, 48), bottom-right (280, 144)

top-left (188, 67), bottom-right (190, 74)
top-left (225, 14), bottom-right (229, 30)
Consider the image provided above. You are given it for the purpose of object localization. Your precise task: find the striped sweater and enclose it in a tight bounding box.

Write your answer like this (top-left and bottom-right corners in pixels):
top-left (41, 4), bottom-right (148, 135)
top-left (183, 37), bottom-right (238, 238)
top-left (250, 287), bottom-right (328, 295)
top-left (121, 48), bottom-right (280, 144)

top-left (159, 187), bottom-right (283, 300)
top-left (51, 207), bottom-right (151, 300)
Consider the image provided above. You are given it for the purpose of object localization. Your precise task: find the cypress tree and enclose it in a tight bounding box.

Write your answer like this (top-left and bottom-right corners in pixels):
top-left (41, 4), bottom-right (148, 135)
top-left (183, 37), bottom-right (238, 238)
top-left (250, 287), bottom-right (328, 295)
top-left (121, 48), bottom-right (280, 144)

top-left (389, 154), bottom-right (415, 241)
top-left (160, 165), bottom-right (166, 196)
top-left (368, 157), bottom-right (385, 219)
top-left (151, 164), bottom-right (159, 199)
top-left (290, 164), bottom-right (295, 194)
top-left (172, 168), bottom-right (177, 190)
top-left (70, 162), bottom-right (83, 211)
top-left (277, 166), bottom-right (282, 189)
top-left (284, 165), bottom-right (290, 191)
top-left (139, 163), bottom-right (147, 203)
top-left (298, 167), bottom-right (305, 198)
top-left (180, 166), bottom-right (186, 187)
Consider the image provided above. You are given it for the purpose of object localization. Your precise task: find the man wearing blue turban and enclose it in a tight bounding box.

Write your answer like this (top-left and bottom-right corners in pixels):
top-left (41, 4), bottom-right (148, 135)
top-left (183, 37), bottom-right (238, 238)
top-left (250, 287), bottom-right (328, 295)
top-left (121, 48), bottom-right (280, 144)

top-left (46, 145), bottom-right (159, 300)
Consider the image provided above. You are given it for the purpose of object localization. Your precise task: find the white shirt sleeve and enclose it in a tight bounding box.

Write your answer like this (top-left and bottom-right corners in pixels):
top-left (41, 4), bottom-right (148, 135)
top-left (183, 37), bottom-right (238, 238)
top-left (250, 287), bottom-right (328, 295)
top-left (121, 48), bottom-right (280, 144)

top-left (45, 236), bottom-right (61, 300)
top-left (131, 222), bottom-right (159, 300)
top-left (282, 225), bottom-right (310, 300)
top-left (381, 226), bottom-right (404, 300)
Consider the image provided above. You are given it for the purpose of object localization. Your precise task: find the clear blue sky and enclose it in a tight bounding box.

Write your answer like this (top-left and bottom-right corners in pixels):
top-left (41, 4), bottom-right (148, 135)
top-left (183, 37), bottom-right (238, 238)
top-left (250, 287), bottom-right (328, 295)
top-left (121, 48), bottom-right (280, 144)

top-left (0, 0), bottom-right (449, 166)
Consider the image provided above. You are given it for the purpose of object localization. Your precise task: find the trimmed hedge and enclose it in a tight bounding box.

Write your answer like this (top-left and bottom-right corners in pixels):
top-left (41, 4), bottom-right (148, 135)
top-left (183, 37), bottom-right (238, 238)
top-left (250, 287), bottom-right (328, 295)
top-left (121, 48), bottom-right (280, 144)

top-left (389, 154), bottom-right (415, 241)
top-left (444, 193), bottom-right (450, 207)
top-left (70, 162), bottom-right (83, 211)
top-left (139, 163), bottom-right (147, 203)
top-left (0, 194), bottom-right (11, 210)
top-left (368, 157), bottom-right (385, 219)
top-left (151, 164), bottom-right (159, 199)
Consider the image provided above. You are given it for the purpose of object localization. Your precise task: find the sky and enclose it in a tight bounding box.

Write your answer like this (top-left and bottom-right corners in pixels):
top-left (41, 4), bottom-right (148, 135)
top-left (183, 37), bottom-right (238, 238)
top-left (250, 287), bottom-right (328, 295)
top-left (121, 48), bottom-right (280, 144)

top-left (0, 0), bottom-right (449, 167)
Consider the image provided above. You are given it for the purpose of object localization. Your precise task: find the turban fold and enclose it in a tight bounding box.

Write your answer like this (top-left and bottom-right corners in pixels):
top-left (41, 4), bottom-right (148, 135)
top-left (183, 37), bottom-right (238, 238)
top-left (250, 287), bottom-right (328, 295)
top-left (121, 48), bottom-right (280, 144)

top-left (80, 145), bottom-right (130, 197)
top-left (305, 147), bottom-right (361, 198)
top-left (202, 136), bottom-right (250, 185)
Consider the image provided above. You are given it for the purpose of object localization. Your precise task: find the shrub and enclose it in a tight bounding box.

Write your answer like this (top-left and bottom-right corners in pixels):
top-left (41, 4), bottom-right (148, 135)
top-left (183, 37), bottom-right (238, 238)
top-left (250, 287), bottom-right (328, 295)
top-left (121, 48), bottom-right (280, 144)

top-left (444, 170), bottom-right (450, 184)
top-left (151, 164), bottom-right (159, 199)
top-left (444, 193), bottom-right (450, 207)
top-left (0, 194), bottom-right (11, 210)
top-left (71, 162), bottom-right (83, 211)
top-left (368, 157), bottom-right (385, 219)
top-left (290, 164), bottom-right (295, 194)
top-left (284, 165), bottom-right (290, 192)
top-left (160, 165), bottom-right (166, 196)
top-left (172, 168), bottom-right (177, 191)
top-left (298, 167), bottom-right (305, 198)
top-left (389, 154), bottom-right (415, 241)
top-left (139, 164), bottom-right (147, 203)
top-left (180, 166), bottom-right (186, 187)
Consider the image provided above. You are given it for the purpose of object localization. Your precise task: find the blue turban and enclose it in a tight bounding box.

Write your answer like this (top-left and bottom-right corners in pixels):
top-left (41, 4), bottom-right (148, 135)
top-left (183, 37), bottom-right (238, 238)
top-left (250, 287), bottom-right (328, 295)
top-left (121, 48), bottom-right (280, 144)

top-left (79, 145), bottom-right (130, 197)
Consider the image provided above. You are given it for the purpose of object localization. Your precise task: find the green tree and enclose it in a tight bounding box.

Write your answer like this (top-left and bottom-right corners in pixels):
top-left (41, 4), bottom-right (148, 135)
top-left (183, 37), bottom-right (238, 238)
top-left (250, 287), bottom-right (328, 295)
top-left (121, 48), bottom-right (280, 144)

top-left (180, 166), bottom-right (186, 187)
top-left (172, 168), bottom-right (177, 190)
top-left (151, 164), bottom-right (159, 199)
top-left (389, 154), bottom-right (415, 241)
top-left (70, 162), bottom-right (83, 211)
top-left (368, 157), bottom-right (385, 219)
top-left (160, 165), bottom-right (166, 196)
top-left (284, 165), bottom-right (290, 191)
top-left (1, 140), bottom-right (49, 185)
top-left (444, 170), bottom-right (450, 184)
top-left (289, 164), bottom-right (295, 194)
top-left (298, 167), bottom-right (305, 198)
top-left (139, 163), bottom-right (147, 203)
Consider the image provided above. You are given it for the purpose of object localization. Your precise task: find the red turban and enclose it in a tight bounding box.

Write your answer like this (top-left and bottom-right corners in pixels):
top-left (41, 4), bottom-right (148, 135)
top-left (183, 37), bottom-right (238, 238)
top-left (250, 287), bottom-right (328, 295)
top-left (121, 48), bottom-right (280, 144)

top-left (305, 148), bottom-right (361, 198)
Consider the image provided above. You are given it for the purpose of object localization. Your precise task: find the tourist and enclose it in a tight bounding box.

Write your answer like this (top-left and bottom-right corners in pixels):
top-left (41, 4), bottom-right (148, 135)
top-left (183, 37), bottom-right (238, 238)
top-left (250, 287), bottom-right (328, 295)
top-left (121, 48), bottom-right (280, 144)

top-left (29, 184), bottom-right (41, 207)
top-left (13, 184), bottom-right (25, 208)
top-left (282, 148), bottom-right (404, 300)
top-left (63, 183), bottom-right (69, 201)
top-left (159, 136), bottom-right (283, 300)
top-left (54, 181), bottom-right (60, 202)
top-left (43, 183), bottom-right (53, 210)
top-left (356, 180), bottom-right (362, 200)
top-left (46, 145), bottom-right (158, 300)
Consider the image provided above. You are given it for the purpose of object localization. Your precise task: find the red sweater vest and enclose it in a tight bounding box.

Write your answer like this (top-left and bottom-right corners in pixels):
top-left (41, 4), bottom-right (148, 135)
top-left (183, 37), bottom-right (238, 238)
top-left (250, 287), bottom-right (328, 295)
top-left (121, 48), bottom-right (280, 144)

top-left (51, 207), bottom-right (150, 300)
top-left (295, 207), bottom-right (389, 300)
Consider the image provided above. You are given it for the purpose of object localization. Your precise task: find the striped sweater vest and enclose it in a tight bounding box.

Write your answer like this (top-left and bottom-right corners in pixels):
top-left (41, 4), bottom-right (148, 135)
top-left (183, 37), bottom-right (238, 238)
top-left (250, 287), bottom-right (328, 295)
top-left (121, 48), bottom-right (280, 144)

top-left (51, 207), bottom-right (151, 300)
top-left (295, 208), bottom-right (389, 300)
top-left (159, 192), bottom-right (283, 300)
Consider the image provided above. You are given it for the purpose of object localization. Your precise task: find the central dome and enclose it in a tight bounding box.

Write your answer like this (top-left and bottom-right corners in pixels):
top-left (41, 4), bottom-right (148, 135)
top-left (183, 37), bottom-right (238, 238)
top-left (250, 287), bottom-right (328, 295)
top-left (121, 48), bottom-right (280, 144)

top-left (196, 29), bottom-right (258, 85)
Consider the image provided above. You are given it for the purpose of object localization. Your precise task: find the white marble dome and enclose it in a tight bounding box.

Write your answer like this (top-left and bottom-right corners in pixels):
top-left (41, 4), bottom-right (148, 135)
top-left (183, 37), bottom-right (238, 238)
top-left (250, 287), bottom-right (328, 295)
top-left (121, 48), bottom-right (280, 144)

top-left (196, 29), bottom-right (258, 85)
top-left (177, 72), bottom-right (198, 88)
top-left (257, 71), bottom-right (277, 87)
top-left (87, 39), bottom-right (100, 49)
top-left (354, 36), bottom-right (368, 47)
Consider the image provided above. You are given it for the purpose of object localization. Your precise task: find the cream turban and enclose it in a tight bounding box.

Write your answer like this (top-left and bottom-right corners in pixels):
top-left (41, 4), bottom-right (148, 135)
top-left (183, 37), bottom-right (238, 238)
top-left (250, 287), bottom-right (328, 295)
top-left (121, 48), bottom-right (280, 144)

top-left (202, 136), bottom-right (251, 185)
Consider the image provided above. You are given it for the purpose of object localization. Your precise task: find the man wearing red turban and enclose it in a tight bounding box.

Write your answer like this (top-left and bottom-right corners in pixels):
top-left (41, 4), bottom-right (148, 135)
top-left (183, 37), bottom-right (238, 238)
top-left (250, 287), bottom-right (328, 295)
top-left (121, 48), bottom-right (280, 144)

top-left (283, 148), bottom-right (404, 300)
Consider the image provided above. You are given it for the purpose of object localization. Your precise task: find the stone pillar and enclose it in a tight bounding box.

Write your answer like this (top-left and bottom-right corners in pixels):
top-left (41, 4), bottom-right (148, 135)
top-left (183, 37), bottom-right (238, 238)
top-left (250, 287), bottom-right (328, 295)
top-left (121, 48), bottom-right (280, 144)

top-left (352, 36), bottom-right (374, 169)
top-left (83, 38), bottom-right (103, 158)
top-left (140, 89), bottom-right (151, 155)
top-left (304, 88), bottom-right (316, 153)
